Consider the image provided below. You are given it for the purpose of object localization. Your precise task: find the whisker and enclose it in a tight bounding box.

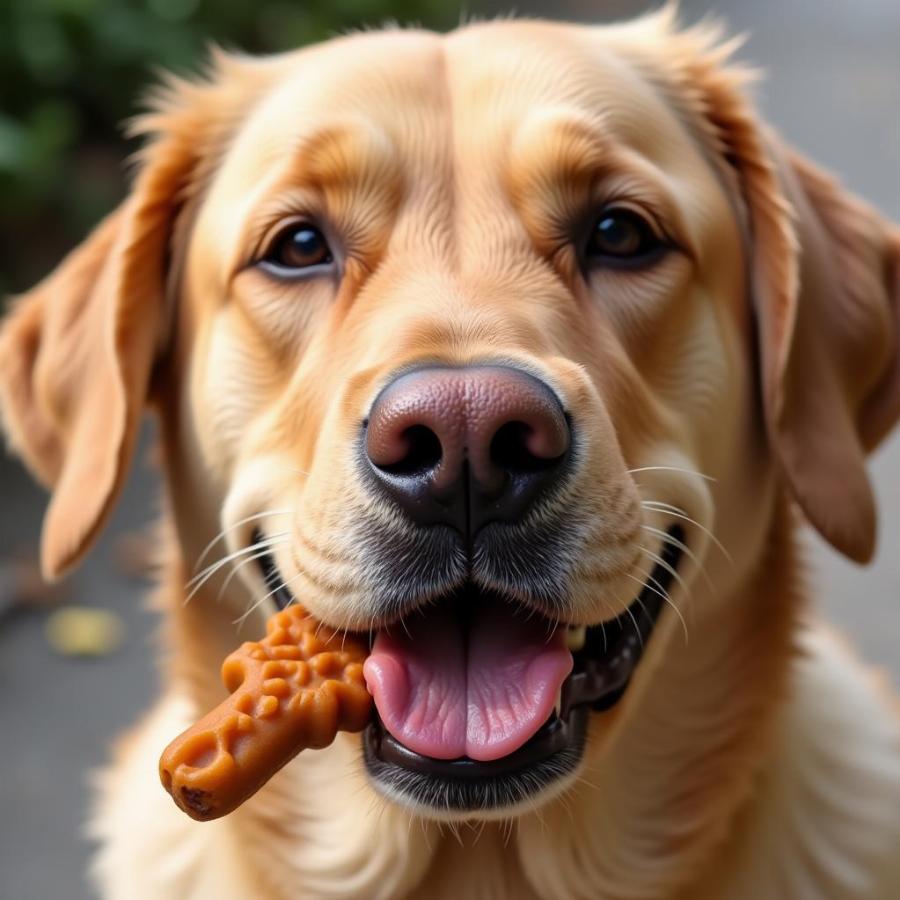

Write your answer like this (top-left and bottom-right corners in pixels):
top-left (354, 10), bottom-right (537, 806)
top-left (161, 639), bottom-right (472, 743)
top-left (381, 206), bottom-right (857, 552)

top-left (621, 570), bottom-right (689, 646)
top-left (637, 544), bottom-right (690, 601)
top-left (184, 543), bottom-right (271, 605)
top-left (568, 771), bottom-right (602, 792)
top-left (183, 536), bottom-right (288, 606)
top-left (641, 524), bottom-right (713, 592)
top-left (235, 569), bottom-right (306, 628)
top-left (622, 602), bottom-right (643, 651)
top-left (186, 533), bottom-right (289, 590)
top-left (628, 465), bottom-right (716, 482)
top-left (185, 545), bottom-right (286, 608)
top-left (644, 568), bottom-right (690, 644)
top-left (216, 549), bottom-right (277, 605)
top-left (640, 501), bottom-right (733, 563)
top-left (192, 509), bottom-right (293, 574)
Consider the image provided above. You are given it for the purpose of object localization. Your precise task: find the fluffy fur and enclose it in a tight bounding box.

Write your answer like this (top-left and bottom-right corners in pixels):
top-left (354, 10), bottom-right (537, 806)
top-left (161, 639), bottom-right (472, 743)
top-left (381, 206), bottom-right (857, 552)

top-left (2, 10), bottom-right (899, 899)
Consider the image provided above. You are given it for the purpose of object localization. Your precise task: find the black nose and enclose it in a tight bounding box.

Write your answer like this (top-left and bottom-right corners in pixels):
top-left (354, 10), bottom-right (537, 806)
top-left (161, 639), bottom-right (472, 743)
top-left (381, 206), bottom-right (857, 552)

top-left (364, 366), bottom-right (571, 536)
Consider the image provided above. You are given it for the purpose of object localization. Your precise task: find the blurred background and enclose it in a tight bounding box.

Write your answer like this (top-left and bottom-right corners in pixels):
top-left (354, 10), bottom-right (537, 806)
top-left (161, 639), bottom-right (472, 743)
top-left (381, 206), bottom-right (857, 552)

top-left (1, 0), bottom-right (898, 897)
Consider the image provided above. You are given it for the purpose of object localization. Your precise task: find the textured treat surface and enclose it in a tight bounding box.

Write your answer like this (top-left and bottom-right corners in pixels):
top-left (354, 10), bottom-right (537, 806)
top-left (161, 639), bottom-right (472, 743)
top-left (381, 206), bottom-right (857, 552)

top-left (159, 606), bottom-right (371, 821)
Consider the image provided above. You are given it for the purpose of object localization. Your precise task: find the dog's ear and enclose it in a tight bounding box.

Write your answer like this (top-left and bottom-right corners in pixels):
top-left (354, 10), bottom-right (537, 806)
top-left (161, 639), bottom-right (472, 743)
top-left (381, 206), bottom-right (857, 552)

top-left (0, 142), bottom-right (184, 580)
top-left (662, 21), bottom-right (900, 563)
top-left (0, 52), bottom-right (255, 579)
top-left (757, 144), bottom-right (900, 563)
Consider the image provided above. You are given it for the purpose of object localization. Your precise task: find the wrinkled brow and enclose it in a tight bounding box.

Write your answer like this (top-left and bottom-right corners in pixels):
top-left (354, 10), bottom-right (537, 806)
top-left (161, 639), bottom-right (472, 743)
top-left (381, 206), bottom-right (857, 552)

top-left (505, 111), bottom-right (692, 255)
top-left (507, 111), bottom-right (614, 202)
top-left (261, 119), bottom-right (403, 201)
top-left (238, 119), bottom-right (405, 265)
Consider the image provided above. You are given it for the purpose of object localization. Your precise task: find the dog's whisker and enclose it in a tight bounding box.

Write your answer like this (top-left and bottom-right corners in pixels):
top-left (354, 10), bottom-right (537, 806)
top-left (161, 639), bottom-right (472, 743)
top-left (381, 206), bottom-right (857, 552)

top-left (628, 465), bottom-right (717, 482)
top-left (637, 544), bottom-right (690, 603)
top-left (621, 570), bottom-right (689, 645)
top-left (396, 611), bottom-right (414, 641)
top-left (622, 599), bottom-right (644, 651)
top-left (191, 544), bottom-right (284, 609)
top-left (192, 509), bottom-right (293, 574)
top-left (187, 533), bottom-right (288, 590)
top-left (645, 569), bottom-right (690, 647)
top-left (419, 814), bottom-right (432, 851)
top-left (183, 535), bottom-right (288, 605)
top-left (216, 550), bottom-right (277, 605)
top-left (640, 501), bottom-right (733, 564)
top-left (559, 788), bottom-right (578, 830)
top-left (234, 569), bottom-right (306, 628)
top-left (568, 771), bottom-right (602, 792)
top-left (641, 523), bottom-right (714, 593)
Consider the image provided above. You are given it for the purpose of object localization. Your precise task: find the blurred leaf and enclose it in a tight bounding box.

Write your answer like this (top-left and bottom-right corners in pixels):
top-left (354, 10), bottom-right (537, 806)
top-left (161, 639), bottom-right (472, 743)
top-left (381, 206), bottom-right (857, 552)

top-left (0, 0), bottom-right (458, 299)
top-left (0, 114), bottom-right (29, 172)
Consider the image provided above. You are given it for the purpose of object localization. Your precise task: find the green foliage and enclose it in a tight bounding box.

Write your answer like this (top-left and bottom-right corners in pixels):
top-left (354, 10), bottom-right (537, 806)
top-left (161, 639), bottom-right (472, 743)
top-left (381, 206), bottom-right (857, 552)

top-left (0, 0), bottom-right (457, 297)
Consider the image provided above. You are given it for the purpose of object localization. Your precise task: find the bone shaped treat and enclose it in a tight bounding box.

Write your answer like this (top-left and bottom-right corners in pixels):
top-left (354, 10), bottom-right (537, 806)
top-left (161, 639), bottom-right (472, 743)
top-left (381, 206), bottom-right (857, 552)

top-left (159, 606), bottom-right (372, 821)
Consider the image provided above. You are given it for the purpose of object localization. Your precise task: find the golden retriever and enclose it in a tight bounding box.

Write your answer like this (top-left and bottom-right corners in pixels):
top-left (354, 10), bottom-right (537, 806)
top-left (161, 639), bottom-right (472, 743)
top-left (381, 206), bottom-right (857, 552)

top-left (2, 10), bottom-right (899, 899)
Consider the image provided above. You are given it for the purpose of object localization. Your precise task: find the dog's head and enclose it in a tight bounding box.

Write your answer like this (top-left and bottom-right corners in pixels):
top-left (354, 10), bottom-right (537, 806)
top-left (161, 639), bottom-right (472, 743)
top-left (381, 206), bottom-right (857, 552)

top-left (3, 13), bottom-right (899, 819)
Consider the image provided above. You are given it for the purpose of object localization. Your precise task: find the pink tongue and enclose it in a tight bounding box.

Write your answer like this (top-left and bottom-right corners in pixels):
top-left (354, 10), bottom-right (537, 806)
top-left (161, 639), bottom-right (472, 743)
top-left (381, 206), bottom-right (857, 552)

top-left (363, 601), bottom-right (573, 761)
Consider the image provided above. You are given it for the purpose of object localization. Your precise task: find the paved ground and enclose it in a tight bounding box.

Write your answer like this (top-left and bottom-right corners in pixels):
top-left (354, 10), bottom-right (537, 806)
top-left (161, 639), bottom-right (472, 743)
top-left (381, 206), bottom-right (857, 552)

top-left (1, 1), bottom-right (898, 897)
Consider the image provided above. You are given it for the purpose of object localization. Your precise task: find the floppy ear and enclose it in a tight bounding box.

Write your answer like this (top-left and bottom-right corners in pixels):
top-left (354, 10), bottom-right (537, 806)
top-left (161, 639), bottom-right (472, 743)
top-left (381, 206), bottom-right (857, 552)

top-left (0, 150), bottom-right (180, 579)
top-left (665, 23), bottom-right (900, 563)
top-left (758, 143), bottom-right (900, 563)
top-left (0, 52), bottom-right (255, 579)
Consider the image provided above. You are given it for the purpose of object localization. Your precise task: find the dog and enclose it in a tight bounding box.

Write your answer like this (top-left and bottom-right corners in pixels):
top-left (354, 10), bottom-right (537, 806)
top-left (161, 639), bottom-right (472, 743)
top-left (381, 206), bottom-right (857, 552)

top-left (2, 10), bottom-right (899, 899)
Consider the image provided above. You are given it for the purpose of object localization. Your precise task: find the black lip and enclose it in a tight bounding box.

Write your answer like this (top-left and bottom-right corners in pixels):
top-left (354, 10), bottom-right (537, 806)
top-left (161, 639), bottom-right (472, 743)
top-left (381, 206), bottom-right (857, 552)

top-left (363, 708), bottom-right (589, 812)
top-left (255, 540), bottom-right (296, 612)
top-left (366, 705), bottom-right (589, 780)
top-left (362, 525), bottom-right (685, 811)
top-left (253, 525), bottom-right (685, 812)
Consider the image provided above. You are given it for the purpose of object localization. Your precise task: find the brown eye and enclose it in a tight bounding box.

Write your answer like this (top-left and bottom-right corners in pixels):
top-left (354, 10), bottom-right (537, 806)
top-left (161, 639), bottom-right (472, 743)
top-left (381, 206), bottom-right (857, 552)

top-left (261, 222), bottom-right (333, 275)
top-left (587, 208), bottom-right (667, 266)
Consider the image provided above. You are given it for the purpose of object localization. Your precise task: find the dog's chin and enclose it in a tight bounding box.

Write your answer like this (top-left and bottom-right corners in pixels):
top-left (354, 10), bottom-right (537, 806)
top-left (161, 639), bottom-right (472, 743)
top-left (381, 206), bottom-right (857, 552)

top-left (362, 706), bottom-right (589, 821)
top-left (258, 526), bottom-right (684, 820)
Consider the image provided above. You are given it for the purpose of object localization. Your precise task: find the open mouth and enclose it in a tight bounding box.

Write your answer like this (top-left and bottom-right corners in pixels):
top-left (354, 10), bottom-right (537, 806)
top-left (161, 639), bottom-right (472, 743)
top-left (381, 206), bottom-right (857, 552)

top-left (257, 524), bottom-right (684, 813)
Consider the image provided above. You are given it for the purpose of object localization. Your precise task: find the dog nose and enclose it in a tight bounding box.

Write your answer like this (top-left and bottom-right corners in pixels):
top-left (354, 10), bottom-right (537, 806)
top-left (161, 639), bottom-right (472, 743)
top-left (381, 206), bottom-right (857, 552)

top-left (365, 366), bottom-right (570, 534)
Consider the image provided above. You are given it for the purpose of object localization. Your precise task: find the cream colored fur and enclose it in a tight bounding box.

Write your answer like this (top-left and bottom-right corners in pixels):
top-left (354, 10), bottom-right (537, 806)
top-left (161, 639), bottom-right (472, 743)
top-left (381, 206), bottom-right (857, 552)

top-left (2, 10), bottom-right (899, 900)
top-left (89, 623), bottom-right (900, 900)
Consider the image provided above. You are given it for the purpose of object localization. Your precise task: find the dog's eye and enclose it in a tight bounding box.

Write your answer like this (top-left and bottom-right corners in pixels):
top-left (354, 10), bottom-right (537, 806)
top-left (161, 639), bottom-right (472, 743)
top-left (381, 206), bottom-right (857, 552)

top-left (586, 208), bottom-right (666, 266)
top-left (260, 222), bottom-right (333, 274)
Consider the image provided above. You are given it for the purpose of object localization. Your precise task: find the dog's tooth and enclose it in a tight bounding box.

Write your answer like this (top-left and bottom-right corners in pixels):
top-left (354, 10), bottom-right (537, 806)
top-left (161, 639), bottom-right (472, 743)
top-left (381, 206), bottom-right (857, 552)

top-left (565, 625), bottom-right (586, 652)
top-left (553, 686), bottom-right (564, 717)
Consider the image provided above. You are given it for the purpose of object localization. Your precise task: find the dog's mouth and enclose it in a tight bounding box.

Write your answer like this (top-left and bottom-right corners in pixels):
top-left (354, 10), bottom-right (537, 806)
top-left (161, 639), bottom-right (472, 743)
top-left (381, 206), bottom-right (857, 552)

top-left (257, 525), bottom-right (684, 813)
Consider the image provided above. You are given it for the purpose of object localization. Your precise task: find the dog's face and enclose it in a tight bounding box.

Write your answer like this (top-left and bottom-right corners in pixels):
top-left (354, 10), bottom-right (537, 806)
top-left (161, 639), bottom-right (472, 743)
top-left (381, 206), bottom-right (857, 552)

top-left (2, 16), bottom-right (899, 823)
top-left (194, 28), bottom-right (741, 630)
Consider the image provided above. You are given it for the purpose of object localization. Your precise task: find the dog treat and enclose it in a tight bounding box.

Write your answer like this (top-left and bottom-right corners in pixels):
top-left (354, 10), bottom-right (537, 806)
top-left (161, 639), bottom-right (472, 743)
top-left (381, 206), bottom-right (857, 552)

top-left (159, 606), bottom-right (371, 821)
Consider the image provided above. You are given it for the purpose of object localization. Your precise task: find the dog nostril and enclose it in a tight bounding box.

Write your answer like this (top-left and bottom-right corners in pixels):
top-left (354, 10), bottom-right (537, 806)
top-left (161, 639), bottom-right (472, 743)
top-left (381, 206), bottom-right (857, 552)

top-left (490, 421), bottom-right (561, 474)
top-left (364, 366), bottom-right (571, 533)
top-left (376, 425), bottom-right (443, 477)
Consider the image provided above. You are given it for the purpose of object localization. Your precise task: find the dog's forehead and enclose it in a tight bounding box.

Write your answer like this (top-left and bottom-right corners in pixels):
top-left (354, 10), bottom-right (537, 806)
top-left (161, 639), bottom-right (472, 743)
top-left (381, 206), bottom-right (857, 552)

top-left (192, 21), bottom-right (731, 283)
top-left (224, 22), bottom-right (691, 178)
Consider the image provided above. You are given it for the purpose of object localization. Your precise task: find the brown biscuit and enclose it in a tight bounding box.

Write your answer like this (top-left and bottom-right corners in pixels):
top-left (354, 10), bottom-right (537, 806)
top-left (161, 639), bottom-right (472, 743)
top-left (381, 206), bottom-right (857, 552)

top-left (159, 606), bottom-right (371, 821)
